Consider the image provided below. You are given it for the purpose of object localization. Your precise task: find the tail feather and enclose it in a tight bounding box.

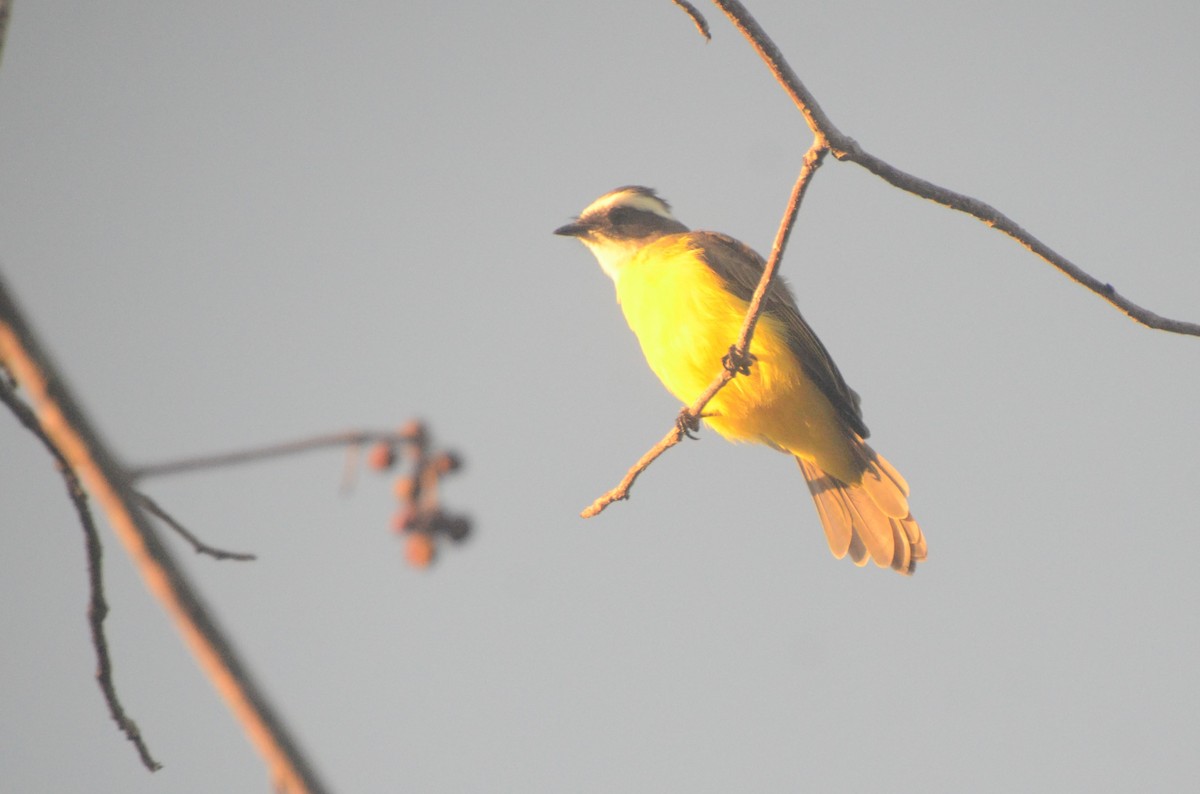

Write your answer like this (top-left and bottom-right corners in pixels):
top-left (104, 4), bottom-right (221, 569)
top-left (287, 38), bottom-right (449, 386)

top-left (895, 514), bottom-right (926, 568)
top-left (870, 449), bottom-right (910, 496)
top-left (806, 466), bottom-right (853, 559)
top-left (843, 484), bottom-right (896, 567)
top-left (890, 519), bottom-right (912, 574)
top-left (798, 453), bottom-right (927, 575)
top-left (855, 445), bottom-right (910, 523)
top-left (846, 531), bottom-right (869, 566)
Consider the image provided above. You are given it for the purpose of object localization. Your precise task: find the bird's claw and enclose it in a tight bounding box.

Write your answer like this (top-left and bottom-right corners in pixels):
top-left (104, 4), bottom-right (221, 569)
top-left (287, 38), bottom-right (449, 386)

top-left (676, 408), bottom-right (701, 440)
top-left (722, 345), bottom-right (756, 376)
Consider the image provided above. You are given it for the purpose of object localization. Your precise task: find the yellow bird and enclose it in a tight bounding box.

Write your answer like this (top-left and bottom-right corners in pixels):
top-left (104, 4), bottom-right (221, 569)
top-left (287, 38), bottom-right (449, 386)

top-left (555, 186), bottom-right (926, 574)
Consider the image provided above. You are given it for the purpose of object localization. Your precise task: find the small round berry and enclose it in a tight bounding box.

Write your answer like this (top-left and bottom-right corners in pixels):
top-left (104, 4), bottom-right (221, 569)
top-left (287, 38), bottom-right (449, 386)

top-left (367, 442), bottom-right (396, 471)
top-left (399, 419), bottom-right (427, 448)
top-left (405, 533), bottom-right (436, 568)
top-left (392, 476), bottom-right (416, 502)
top-left (431, 451), bottom-right (462, 475)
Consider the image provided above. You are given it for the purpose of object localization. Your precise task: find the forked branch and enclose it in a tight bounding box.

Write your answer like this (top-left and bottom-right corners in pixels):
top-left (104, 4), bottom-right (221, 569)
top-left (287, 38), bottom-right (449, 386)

top-left (136, 493), bottom-right (257, 561)
top-left (0, 275), bottom-right (328, 794)
top-left (0, 376), bottom-right (161, 771)
top-left (710, 0), bottom-right (1199, 336)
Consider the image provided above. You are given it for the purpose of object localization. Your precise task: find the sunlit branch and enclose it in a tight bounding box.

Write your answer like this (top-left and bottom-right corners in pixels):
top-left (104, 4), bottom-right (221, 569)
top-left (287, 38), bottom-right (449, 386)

top-left (708, 0), bottom-right (1199, 336)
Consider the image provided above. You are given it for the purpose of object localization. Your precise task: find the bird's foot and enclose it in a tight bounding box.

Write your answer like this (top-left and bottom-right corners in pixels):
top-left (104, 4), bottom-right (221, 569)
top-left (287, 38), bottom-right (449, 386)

top-left (722, 345), bottom-right (756, 376)
top-left (675, 408), bottom-right (701, 440)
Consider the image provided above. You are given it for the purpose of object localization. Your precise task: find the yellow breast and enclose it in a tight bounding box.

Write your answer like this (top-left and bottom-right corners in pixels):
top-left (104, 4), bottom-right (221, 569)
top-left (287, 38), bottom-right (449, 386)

top-left (614, 235), bottom-right (856, 478)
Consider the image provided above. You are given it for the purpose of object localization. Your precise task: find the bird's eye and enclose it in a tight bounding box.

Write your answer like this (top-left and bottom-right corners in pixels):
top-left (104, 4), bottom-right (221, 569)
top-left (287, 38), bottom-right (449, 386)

top-left (609, 207), bottom-right (638, 226)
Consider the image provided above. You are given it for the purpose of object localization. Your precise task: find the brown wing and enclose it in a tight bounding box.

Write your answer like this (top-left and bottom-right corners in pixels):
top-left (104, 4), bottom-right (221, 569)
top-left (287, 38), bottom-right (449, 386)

top-left (689, 231), bottom-right (869, 439)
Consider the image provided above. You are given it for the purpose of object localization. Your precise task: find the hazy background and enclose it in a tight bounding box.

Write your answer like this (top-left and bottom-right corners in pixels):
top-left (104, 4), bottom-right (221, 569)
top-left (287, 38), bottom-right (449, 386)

top-left (2, 2), bottom-right (1198, 791)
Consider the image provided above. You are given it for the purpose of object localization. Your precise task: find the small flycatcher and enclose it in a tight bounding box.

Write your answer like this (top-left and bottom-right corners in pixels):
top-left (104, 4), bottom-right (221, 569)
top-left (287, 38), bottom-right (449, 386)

top-left (555, 186), bottom-right (926, 574)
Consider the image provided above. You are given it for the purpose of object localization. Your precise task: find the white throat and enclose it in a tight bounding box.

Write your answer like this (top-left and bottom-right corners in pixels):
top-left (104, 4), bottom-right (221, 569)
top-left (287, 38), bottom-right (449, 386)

top-left (581, 237), bottom-right (642, 284)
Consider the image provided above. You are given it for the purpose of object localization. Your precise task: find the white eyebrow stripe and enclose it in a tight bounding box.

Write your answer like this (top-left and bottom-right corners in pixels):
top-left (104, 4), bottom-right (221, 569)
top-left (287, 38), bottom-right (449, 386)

top-left (581, 188), bottom-right (676, 221)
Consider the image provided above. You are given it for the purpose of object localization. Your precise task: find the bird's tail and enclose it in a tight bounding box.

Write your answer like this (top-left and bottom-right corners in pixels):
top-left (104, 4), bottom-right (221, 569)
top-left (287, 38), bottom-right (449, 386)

top-left (797, 446), bottom-right (927, 575)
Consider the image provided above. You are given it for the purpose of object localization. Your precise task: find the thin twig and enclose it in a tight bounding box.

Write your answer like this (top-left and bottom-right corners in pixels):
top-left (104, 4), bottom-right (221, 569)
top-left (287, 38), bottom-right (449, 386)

top-left (129, 428), bottom-right (422, 481)
top-left (838, 151), bottom-right (1200, 335)
top-left (0, 275), bottom-right (329, 793)
top-left (708, 0), bottom-right (1199, 336)
top-left (580, 421), bottom-right (688, 519)
top-left (583, 143), bottom-right (828, 517)
top-left (0, 378), bottom-right (162, 771)
top-left (731, 144), bottom-right (829, 360)
top-left (137, 493), bottom-right (257, 561)
top-left (671, 0), bottom-right (710, 41)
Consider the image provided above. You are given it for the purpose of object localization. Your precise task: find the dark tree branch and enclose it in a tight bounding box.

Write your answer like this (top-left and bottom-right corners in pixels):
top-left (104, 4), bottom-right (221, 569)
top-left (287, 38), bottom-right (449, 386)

top-left (708, 0), bottom-right (1199, 336)
top-left (0, 377), bottom-right (161, 771)
top-left (136, 493), bottom-right (257, 561)
top-left (670, 0), bottom-right (710, 40)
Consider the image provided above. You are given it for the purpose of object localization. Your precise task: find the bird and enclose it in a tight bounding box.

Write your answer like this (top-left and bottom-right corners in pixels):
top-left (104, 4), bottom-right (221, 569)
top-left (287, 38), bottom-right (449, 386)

top-left (554, 186), bottom-right (926, 574)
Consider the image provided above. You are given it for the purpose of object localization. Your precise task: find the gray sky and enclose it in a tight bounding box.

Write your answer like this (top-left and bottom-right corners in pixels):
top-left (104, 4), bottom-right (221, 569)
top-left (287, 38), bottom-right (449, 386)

top-left (2, 1), bottom-right (1198, 791)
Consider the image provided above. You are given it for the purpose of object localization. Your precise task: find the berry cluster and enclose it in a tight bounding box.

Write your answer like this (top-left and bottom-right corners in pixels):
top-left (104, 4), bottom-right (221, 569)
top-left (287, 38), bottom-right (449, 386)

top-left (366, 420), bottom-right (470, 568)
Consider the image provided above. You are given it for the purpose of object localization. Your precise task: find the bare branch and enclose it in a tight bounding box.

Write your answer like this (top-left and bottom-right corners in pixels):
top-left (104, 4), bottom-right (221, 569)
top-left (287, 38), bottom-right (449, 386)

top-left (708, 0), bottom-right (1199, 336)
top-left (707, 0), bottom-right (843, 150)
top-left (584, 142), bottom-right (828, 517)
top-left (137, 493), bottom-right (257, 562)
top-left (836, 150), bottom-right (1200, 335)
top-left (731, 143), bottom-right (829, 359)
top-left (0, 273), bottom-right (329, 793)
top-left (129, 428), bottom-right (423, 481)
top-left (671, 0), bottom-right (710, 41)
top-left (0, 377), bottom-right (161, 771)
top-left (581, 420), bottom-right (688, 519)
top-left (133, 419), bottom-right (470, 567)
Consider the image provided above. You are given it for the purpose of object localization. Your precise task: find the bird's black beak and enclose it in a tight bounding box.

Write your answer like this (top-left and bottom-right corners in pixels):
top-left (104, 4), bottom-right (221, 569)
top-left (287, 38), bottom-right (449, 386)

top-left (553, 221), bottom-right (587, 238)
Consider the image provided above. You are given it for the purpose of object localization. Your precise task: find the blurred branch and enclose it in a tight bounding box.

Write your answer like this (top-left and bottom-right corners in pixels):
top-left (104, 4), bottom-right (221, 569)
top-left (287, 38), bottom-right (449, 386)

top-left (136, 492), bottom-right (257, 561)
top-left (583, 142), bottom-right (828, 517)
top-left (0, 272), bottom-right (328, 794)
top-left (707, 0), bottom-right (1200, 337)
top-left (129, 428), bottom-right (423, 481)
top-left (135, 422), bottom-right (471, 569)
top-left (0, 376), bottom-right (161, 771)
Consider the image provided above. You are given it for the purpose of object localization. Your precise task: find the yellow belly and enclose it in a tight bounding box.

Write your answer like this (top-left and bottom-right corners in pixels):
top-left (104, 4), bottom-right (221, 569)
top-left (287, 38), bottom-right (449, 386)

top-left (615, 236), bottom-right (859, 481)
